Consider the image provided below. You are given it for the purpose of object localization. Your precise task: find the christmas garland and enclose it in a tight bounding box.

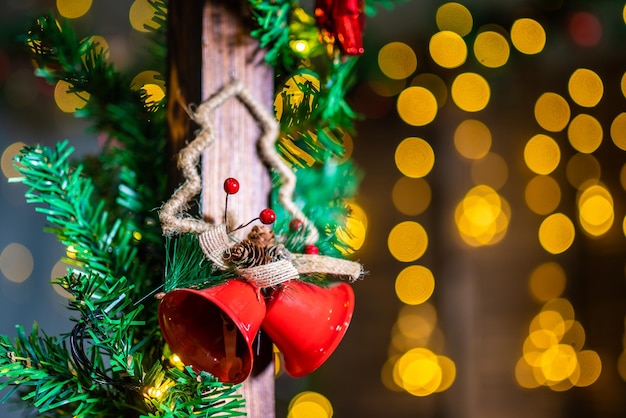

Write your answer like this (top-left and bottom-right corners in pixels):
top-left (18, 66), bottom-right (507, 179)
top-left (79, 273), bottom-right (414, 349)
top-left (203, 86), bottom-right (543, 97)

top-left (0, 0), bottom-right (404, 416)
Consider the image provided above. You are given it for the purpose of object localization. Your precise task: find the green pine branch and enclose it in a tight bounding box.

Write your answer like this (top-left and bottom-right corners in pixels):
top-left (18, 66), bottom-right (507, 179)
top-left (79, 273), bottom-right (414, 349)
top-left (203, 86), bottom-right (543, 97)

top-left (271, 158), bottom-right (361, 257)
top-left (163, 234), bottom-right (233, 293)
top-left (11, 141), bottom-right (139, 285)
top-left (24, 13), bottom-right (167, 247)
top-left (0, 324), bottom-right (117, 416)
top-left (141, 364), bottom-right (245, 417)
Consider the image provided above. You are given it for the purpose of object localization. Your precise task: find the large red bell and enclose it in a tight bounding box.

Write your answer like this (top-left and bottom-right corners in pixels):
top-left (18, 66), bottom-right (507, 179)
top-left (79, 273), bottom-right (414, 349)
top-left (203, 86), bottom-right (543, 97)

top-left (158, 279), bottom-right (266, 383)
top-left (262, 280), bottom-right (355, 377)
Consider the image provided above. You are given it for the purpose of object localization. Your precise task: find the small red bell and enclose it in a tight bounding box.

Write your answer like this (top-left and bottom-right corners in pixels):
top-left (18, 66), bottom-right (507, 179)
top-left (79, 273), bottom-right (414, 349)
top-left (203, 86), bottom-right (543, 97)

top-left (158, 280), bottom-right (266, 383)
top-left (262, 280), bottom-right (355, 377)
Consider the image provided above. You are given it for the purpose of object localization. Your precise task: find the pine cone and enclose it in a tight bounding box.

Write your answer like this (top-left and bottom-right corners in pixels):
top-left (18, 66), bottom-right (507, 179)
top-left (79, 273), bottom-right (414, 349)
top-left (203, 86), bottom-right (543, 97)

top-left (266, 244), bottom-right (290, 262)
top-left (225, 240), bottom-right (271, 267)
top-left (247, 225), bottom-right (275, 248)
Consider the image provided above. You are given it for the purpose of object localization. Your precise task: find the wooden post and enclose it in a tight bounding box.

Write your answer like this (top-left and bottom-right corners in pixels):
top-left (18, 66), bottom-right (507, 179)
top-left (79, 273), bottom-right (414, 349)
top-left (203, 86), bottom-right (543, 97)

top-left (167, 1), bottom-right (276, 416)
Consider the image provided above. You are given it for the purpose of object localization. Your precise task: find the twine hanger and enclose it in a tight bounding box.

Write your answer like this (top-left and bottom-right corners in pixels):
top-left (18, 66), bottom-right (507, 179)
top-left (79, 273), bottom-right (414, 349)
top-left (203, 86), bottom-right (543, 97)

top-left (159, 79), bottom-right (362, 288)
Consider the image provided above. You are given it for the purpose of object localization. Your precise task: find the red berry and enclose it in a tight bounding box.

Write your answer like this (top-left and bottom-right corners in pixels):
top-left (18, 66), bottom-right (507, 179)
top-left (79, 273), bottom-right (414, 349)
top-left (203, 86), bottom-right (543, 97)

top-left (223, 178), bottom-right (240, 195)
top-left (289, 219), bottom-right (303, 232)
top-left (259, 208), bottom-right (276, 225)
top-left (304, 244), bottom-right (319, 254)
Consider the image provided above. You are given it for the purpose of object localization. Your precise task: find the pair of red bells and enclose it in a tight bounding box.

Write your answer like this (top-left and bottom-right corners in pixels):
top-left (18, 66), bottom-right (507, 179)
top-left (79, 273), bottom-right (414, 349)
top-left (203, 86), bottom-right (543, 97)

top-left (158, 278), bottom-right (354, 383)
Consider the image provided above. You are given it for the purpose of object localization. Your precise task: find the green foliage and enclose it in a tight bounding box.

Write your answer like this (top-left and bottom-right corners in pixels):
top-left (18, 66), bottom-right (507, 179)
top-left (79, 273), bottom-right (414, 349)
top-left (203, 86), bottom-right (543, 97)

top-left (12, 141), bottom-right (140, 286)
top-left (272, 159), bottom-right (362, 257)
top-left (25, 13), bottom-right (167, 239)
top-left (1, 5), bottom-right (244, 416)
top-left (163, 234), bottom-right (232, 292)
top-left (1, 324), bottom-right (124, 416)
top-left (142, 364), bottom-right (245, 417)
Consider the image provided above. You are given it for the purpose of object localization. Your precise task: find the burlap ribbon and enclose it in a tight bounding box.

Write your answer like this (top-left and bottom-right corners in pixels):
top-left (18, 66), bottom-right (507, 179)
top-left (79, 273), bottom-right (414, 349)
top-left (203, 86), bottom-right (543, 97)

top-left (198, 223), bottom-right (362, 289)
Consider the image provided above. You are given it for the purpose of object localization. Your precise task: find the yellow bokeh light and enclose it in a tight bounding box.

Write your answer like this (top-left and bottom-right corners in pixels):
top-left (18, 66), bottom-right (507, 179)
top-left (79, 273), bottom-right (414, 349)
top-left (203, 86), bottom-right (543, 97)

top-left (334, 131), bottom-right (354, 164)
top-left (455, 185), bottom-right (510, 247)
top-left (454, 119), bottom-right (492, 159)
top-left (618, 350), bottom-right (626, 382)
top-left (510, 18), bottom-right (546, 55)
top-left (525, 175), bottom-right (561, 215)
top-left (1, 142), bottom-right (26, 179)
top-left (524, 134), bottom-right (560, 175)
top-left (540, 344), bottom-right (578, 382)
top-left (610, 112), bottom-right (626, 150)
top-left (404, 358), bottom-right (442, 396)
top-left (381, 356), bottom-right (404, 392)
top-left (51, 260), bottom-right (74, 299)
top-left (336, 202), bottom-right (367, 253)
top-left (436, 2), bottom-right (473, 36)
top-left (622, 72), bottom-right (626, 99)
top-left (57, 0), bottom-right (92, 19)
top-left (429, 31), bottom-right (468, 69)
top-left (388, 221), bottom-right (428, 262)
top-left (470, 152), bottom-right (508, 190)
top-left (131, 70), bottom-right (166, 91)
top-left (534, 92), bottom-right (571, 132)
top-left (396, 348), bottom-right (442, 396)
top-left (274, 72), bottom-right (320, 122)
top-left (0, 243), bottom-right (34, 283)
top-left (434, 355), bottom-right (456, 392)
top-left (81, 35), bottom-right (110, 62)
top-left (391, 177), bottom-right (432, 216)
top-left (566, 153), bottom-right (600, 190)
top-left (129, 0), bottom-right (162, 32)
top-left (410, 73), bottom-right (448, 108)
top-left (543, 298), bottom-right (575, 324)
top-left (397, 86), bottom-right (438, 126)
top-left (288, 391), bottom-right (333, 418)
top-left (518, 299), bottom-right (598, 391)
top-left (516, 356), bottom-right (542, 389)
top-left (288, 402), bottom-right (329, 418)
top-left (473, 30), bottom-right (510, 68)
top-left (396, 303), bottom-right (437, 340)
top-left (561, 320), bottom-right (586, 351)
top-left (533, 310), bottom-right (567, 340)
top-left (567, 113), bottom-right (603, 153)
top-left (528, 261), bottom-right (566, 302)
top-left (451, 72), bottom-right (490, 112)
top-left (143, 83), bottom-right (165, 106)
top-left (394, 137), bottom-right (435, 178)
top-left (378, 42), bottom-right (418, 80)
top-left (574, 350), bottom-right (601, 387)
top-left (568, 68), bottom-right (603, 108)
top-left (578, 184), bottom-right (614, 237)
top-left (538, 213), bottom-right (575, 254)
top-left (395, 265), bottom-right (435, 305)
top-left (54, 80), bottom-right (90, 113)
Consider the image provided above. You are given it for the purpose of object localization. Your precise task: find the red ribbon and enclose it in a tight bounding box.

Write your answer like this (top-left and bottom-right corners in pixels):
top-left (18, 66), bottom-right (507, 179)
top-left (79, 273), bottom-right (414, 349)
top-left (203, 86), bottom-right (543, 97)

top-left (315, 0), bottom-right (365, 56)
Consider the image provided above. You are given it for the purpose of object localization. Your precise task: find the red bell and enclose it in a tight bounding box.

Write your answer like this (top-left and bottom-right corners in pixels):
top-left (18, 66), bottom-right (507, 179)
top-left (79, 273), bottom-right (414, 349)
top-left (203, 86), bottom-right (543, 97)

top-left (262, 280), bottom-right (355, 377)
top-left (158, 280), bottom-right (266, 384)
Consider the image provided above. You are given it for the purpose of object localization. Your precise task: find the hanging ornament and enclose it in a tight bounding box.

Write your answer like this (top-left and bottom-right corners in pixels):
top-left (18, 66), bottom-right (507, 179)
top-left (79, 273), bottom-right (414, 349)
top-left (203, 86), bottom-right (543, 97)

top-left (314, 0), bottom-right (365, 56)
top-left (157, 79), bottom-right (363, 383)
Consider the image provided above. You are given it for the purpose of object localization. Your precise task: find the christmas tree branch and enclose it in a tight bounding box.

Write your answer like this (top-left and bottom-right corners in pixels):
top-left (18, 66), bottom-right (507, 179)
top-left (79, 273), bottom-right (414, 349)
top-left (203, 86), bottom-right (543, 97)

top-left (11, 141), bottom-right (139, 284)
top-left (24, 13), bottom-right (167, 248)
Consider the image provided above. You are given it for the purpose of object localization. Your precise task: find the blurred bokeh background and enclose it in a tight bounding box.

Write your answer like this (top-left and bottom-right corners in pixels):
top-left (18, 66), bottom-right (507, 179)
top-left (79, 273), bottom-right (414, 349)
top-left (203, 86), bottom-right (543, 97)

top-left (2, 0), bottom-right (626, 417)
